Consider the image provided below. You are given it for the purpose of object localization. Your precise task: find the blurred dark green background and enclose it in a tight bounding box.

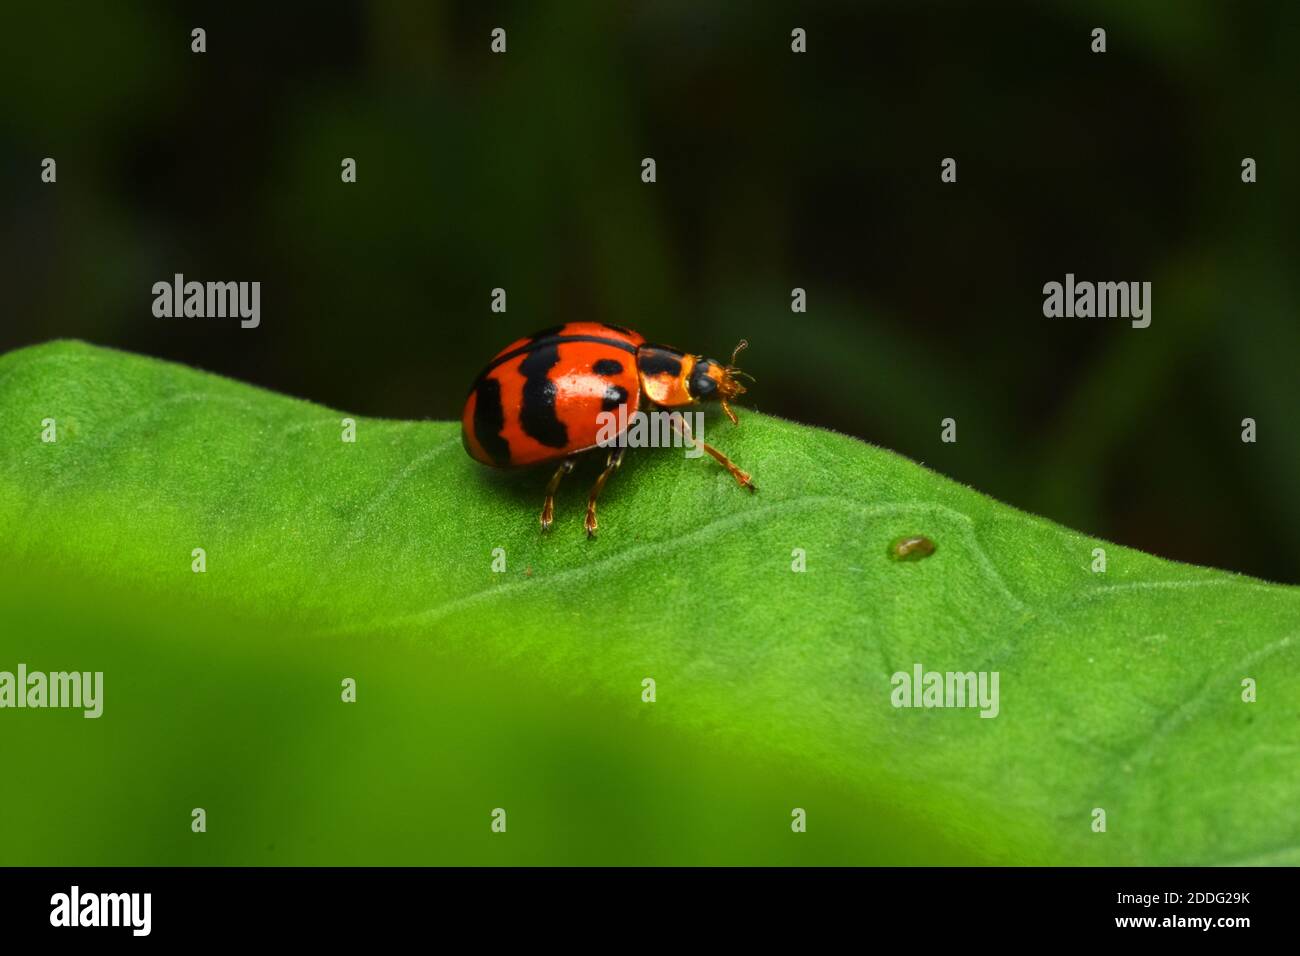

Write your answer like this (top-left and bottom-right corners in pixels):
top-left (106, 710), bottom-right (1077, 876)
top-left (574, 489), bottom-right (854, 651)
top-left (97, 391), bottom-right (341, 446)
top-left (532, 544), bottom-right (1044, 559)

top-left (3, 0), bottom-right (1298, 581)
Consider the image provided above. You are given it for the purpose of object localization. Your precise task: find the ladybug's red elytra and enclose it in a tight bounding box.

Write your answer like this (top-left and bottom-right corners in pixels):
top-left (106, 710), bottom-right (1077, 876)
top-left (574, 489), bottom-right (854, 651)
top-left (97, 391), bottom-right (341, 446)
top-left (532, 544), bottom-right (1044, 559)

top-left (462, 322), bottom-right (755, 537)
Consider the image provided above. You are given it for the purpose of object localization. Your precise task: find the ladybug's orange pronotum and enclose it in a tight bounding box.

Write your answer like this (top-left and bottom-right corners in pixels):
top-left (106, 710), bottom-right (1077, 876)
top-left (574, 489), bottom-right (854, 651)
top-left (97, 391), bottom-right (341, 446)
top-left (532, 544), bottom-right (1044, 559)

top-left (462, 322), bottom-right (755, 537)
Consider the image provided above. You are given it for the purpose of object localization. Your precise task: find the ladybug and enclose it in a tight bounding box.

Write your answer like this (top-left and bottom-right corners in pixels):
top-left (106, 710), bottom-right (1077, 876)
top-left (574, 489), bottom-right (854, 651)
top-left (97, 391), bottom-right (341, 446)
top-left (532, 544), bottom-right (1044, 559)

top-left (462, 322), bottom-right (755, 537)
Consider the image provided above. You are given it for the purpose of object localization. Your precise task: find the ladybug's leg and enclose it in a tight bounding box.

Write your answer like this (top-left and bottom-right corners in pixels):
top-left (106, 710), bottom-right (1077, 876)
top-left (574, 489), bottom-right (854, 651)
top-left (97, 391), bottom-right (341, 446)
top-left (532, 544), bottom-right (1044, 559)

top-left (540, 456), bottom-right (578, 532)
top-left (671, 415), bottom-right (756, 493)
top-left (701, 442), bottom-right (756, 492)
top-left (584, 446), bottom-right (626, 539)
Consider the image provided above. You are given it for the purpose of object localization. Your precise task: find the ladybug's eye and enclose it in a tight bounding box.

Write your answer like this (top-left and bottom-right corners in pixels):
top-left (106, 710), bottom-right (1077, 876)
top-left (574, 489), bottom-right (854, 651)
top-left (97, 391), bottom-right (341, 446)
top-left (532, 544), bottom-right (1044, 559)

top-left (688, 361), bottom-right (719, 399)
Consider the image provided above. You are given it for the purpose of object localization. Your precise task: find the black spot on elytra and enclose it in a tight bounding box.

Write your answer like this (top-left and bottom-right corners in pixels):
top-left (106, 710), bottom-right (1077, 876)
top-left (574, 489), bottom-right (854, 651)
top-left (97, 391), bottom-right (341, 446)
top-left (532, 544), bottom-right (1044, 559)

top-left (472, 377), bottom-right (511, 465)
top-left (518, 345), bottom-right (569, 448)
top-left (602, 384), bottom-right (629, 411)
top-left (637, 347), bottom-right (683, 377)
top-left (468, 333), bottom-right (639, 396)
top-left (593, 358), bottom-right (623, 376)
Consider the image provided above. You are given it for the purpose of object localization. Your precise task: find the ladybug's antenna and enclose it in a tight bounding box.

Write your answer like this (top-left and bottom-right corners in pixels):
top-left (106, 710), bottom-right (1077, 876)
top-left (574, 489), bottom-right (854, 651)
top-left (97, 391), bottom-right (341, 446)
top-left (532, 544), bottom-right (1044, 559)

top-left (722, 338), bottom-right (754, 379)
top-left (729, 339), bottom-right (749, 367)
top-left (719, 339), bottom-right (752, 427)
top-left (725, 338), bottom-right (755, 383)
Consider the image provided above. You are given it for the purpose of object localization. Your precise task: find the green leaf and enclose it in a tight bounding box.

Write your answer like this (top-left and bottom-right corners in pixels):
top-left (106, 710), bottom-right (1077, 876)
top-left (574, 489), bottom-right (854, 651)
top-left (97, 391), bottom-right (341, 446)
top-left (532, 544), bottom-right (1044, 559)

top-left (2, 340), bottom-right (1296, 865)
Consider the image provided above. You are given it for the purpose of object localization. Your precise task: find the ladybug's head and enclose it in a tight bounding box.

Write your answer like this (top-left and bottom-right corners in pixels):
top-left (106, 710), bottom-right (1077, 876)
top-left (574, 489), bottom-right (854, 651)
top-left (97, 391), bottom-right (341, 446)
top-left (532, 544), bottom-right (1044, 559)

top-left (688, 339), bottom-right (752, 425)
